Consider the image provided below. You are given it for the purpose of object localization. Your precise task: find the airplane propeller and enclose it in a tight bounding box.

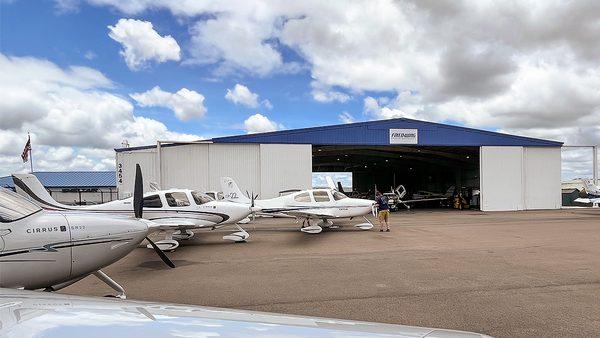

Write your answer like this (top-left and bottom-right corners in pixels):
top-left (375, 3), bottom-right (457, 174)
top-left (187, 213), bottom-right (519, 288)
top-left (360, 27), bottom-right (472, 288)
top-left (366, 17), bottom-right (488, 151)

top-left (245, 190), bottom-right (259, 208)
top-left (132, 164), bottom-right (175, 269)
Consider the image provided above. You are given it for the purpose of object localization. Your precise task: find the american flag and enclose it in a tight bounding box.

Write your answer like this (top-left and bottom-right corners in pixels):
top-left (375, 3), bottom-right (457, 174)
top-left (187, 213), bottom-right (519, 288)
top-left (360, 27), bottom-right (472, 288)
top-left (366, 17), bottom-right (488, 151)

top-left (21, 135), bottom-right (31, 163)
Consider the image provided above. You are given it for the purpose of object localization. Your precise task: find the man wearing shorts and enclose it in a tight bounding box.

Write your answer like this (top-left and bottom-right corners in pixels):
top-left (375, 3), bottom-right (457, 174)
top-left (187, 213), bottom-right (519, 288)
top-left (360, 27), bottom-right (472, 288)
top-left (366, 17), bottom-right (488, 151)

top-left (375, 191), bottom-right (390, 232)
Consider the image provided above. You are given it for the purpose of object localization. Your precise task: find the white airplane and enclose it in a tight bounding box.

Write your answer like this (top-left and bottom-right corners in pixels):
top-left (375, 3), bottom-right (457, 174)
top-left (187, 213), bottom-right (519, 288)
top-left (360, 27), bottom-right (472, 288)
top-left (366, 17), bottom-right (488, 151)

top-left (0, 288), bottom-right (491, 338)
top-left (0, 164), bottom-right (174, 299)
top-left (575, 179), bottom-right (600, 205)
top-left (12, 173), bottom-right (256, 251)
top-left (388, 185), bottom-right (455, 210)
top-left (220, 177), bottom-right (376, 234)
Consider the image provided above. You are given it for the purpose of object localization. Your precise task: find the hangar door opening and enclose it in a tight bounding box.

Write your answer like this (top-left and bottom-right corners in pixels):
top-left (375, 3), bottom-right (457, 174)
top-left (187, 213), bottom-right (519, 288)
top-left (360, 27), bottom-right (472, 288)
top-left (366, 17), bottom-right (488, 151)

top-left (312, 145), bottom-right (480, 209)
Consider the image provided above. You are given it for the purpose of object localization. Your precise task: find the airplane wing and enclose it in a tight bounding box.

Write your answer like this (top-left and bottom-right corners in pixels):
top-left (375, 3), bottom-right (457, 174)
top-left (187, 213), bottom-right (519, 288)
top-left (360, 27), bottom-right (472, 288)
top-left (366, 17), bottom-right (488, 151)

top-left (401, 196), bottom-right (451, 204)
top-left (261, 207), bottom-right (337, 219)
top-left (0, 288), bottom-right (490, 338)
top-left (147, 219), bottom-right (199, 231)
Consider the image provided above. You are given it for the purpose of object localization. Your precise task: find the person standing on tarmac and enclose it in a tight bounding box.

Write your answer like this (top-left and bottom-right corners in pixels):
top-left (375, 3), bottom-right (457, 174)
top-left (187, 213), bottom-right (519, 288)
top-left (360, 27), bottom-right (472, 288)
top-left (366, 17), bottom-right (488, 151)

top-left (375, 191), bottom-right (390, 232)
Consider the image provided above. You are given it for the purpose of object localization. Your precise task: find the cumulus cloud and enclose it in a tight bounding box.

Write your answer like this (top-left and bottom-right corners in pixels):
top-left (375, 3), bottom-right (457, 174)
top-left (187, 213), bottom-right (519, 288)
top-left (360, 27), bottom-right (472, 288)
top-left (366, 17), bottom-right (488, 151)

top-left (108, 18), bottom-right (180, 70)
top-left (311, 81), bottom-right (351, 103)
top-left (130, 86), bottom-right (207, 121)
top-left (225, 84), bottom-right (259, 108)
top-left (225, 84), bottom-right (272, 109)
top-left (243, 113), bottom-right (282, 134)
top-left (0, 53), bottom-right (198, 176)
top-left (63, 1), bottom-right (600, 163)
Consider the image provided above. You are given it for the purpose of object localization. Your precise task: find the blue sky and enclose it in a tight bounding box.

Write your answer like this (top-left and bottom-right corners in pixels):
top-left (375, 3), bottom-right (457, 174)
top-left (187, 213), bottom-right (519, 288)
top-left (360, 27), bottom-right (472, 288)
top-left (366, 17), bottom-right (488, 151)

top-left (0, 1), bottom-right (598, 178)
top-left (0, 0), bottom-right (367, 139)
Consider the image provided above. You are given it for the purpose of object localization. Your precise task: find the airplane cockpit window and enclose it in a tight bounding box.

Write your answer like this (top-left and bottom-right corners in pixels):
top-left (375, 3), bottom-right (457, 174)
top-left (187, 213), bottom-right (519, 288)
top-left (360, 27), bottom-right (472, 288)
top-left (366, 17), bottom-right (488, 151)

top-left (333, 191), bottom-right (348, 200)
top-left (143, 194), bottom-right (162, 208)
top-left (0, 188), bottom-right (42, 222)
top-left (191, 191), bottom-right (214, 205)
top-left (165, 192), bottom-right (191, 207)
top-left (313, 190), bottom-right (331, 202)
top-left (294, 192), bottom-right (311, 202)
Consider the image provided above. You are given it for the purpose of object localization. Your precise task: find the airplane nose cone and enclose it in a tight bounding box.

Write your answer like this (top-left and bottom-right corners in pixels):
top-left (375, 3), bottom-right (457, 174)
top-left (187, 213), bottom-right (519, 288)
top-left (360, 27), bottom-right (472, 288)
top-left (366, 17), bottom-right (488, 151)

top-left (224, 201), bottom-right (253, 223)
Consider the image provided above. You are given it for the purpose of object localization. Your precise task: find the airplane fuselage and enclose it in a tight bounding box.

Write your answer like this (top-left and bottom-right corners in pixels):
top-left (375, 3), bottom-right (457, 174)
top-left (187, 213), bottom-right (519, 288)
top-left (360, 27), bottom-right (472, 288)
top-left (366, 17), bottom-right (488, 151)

top-left (0, 211), bottom-right (147, 290)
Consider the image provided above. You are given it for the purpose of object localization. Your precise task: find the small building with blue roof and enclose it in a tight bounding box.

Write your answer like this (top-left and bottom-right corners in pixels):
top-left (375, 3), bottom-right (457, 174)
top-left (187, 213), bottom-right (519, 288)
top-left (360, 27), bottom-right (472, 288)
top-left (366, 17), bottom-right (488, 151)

top-left (0, 171), bottom-right (117, 205)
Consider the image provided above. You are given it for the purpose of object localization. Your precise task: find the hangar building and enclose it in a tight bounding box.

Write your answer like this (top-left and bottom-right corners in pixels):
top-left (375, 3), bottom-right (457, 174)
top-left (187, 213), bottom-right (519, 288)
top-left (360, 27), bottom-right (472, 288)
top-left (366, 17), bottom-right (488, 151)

top-left (115, 118), bottom-right (563, 211)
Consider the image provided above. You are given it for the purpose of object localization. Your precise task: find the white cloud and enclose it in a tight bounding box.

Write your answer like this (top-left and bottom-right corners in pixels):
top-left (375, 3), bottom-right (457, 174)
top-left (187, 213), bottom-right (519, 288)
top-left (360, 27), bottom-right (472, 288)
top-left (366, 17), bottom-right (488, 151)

top-left (225, 84), bottom-right (273, 110)
top-left (84, 50), bottom-right (97, 60)
top-left (225, 84), bottom-right (259, 108)
top-left (130, 86), bottom-right (207, 121)
top-left (108, 18), bottom-right (180, 70)
top-left (243, 113), bottom-right (282, 134)
top-left (338, 112), bottom-right (356, 124)
top-left (311, 81), bottom-right (351, 103)
top-left (61, 1), bottom-right (600, 172)
top-left (0, 53), bottom-right (198, 176)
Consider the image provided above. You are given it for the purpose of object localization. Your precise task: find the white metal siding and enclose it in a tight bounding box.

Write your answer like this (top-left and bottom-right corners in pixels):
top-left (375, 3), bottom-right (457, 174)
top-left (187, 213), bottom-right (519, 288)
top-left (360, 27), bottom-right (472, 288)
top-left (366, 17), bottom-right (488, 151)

top-left (160, 144), bottom-right (210, 191)
top-left (480, 146), bottom-right (524, 211)
top-left (260, 144), bottom-right (312, 198)
top-left (208, 144), bottom-right (261, 194)
top-left (480, 146), bottom-right (561, 211)
top-left (524, 147), bottom-right (562, 209)
top-left (116, 150), bottom-right (157, 198)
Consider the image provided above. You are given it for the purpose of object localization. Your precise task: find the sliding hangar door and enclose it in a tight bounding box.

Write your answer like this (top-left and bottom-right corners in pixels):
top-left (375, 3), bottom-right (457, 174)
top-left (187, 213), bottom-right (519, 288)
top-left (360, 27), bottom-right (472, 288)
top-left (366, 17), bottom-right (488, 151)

top-left (211, 118), bottom-right (563, 212)
top-left (115, 143), bottom-right (312, 199)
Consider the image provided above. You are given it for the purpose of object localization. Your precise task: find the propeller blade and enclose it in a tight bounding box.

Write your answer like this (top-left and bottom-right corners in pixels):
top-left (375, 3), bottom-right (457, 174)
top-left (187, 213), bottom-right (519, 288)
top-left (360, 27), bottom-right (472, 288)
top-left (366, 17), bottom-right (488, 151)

top-left (145, 236), bottom-right (175, 268)
top-left (133, 164), bottom-right (143, 219)
top-left (251, 190), bottom-right (255, 208)
top-left (372, 204), bottom-right (377, 217)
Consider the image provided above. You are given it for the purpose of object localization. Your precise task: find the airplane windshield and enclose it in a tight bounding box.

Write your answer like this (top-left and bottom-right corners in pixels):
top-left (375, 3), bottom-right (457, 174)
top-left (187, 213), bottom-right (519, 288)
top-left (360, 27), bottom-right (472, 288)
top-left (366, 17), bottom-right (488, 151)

top-left (191, 191), bottom-right (214, 205)
top-left (333, 191), bottom-right (347, 200)
top-left (0, 188), bottom-right (42, 222)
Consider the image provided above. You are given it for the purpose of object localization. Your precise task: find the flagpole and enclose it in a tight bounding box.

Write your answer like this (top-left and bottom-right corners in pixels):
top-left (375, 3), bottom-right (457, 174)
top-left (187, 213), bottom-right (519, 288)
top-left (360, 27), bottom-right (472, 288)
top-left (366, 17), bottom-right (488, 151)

top-left (28, 133), bottom-right (34, 173)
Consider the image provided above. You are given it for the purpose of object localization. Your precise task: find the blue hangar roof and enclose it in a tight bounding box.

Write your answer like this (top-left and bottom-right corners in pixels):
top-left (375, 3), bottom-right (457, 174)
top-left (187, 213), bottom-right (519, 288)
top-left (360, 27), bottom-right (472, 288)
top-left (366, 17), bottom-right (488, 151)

top-left (211, 118), bottom-right (563, 147)
top-left (0, 171), bottom-right (116, 189)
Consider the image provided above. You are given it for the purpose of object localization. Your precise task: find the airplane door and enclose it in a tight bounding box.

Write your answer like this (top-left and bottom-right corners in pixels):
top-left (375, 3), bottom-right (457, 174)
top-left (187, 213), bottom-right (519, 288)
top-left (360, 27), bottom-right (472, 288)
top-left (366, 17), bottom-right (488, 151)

top-left (0, 213), bottom-right (71, 289)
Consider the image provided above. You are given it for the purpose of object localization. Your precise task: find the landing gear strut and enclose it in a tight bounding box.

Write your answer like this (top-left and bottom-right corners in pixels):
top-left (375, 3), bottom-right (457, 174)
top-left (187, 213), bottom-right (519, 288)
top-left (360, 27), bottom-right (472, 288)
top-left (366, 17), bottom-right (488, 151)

top-left (94, 270), bottom-right (126, 299)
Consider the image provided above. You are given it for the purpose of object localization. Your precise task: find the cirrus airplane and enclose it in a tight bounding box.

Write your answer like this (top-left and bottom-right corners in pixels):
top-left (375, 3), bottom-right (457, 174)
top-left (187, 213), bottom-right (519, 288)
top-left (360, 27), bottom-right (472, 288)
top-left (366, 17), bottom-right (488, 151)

top-left (220, 177), bottom-right (376, 234)
top-left (12, 173), bottom-right (255, 251)
top-left (0, 165), bottom-right (174, 298)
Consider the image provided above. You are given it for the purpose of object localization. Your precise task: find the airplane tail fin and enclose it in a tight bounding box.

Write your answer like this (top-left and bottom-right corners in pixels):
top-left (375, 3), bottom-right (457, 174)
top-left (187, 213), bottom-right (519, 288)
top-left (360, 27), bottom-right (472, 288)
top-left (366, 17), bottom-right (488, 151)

top-left (12, 173), bottom-right (71, 210)
top-left (325, 176), bottom-right (336, 190)
top-left (583, 180), bottom-right (599, 194)
top-left (220, 177), bottom-right (251, 204)
top-left (337, 181), bottom-right (345, 194)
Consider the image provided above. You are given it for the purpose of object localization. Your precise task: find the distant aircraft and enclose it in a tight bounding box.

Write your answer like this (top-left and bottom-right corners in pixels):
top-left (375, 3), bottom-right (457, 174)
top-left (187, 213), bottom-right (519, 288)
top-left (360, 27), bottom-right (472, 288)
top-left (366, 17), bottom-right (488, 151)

top-left (0, 288), bottom-right (491, 337)
top-left (389, 185), bottom-right (455, 210)
top-left (575, 179), bottom-right (600, 205)
top-left (221, 177), bottom-right (375, 234)
top-left (0, 164), bottom-right (173, 298)
top-left (12, 173), bottom-right (255, 251)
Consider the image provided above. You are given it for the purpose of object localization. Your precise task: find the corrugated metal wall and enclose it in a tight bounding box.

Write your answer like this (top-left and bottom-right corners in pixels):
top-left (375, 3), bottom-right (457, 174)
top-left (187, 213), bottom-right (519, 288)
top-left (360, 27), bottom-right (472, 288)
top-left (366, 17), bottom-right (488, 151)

top-left (161, 144), bottom-right (210, 191)
top-left (116, 150), bottom-right (157, 197)
top-left (523, 147), bottom-right (562, 209)
top-left (208, 144), bottom-right (261, 194)
top-left (480, 146), bottom-right (561, 211)
top-left (116, 143), bottom-right (312, 199)
top-left (260, 144), bottom-right (312, 197)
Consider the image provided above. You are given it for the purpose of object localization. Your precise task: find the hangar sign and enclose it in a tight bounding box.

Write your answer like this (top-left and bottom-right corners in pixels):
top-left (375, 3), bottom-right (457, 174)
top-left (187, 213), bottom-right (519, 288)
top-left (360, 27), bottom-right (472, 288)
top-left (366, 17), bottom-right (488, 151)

top-left (389, 129), bottom-right (418, 144)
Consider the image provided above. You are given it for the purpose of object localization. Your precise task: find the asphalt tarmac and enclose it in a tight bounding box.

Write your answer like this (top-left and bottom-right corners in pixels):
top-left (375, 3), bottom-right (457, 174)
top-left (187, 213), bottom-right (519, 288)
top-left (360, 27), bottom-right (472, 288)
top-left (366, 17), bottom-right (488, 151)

top-left (62, 208), bottom-right (600, 337)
